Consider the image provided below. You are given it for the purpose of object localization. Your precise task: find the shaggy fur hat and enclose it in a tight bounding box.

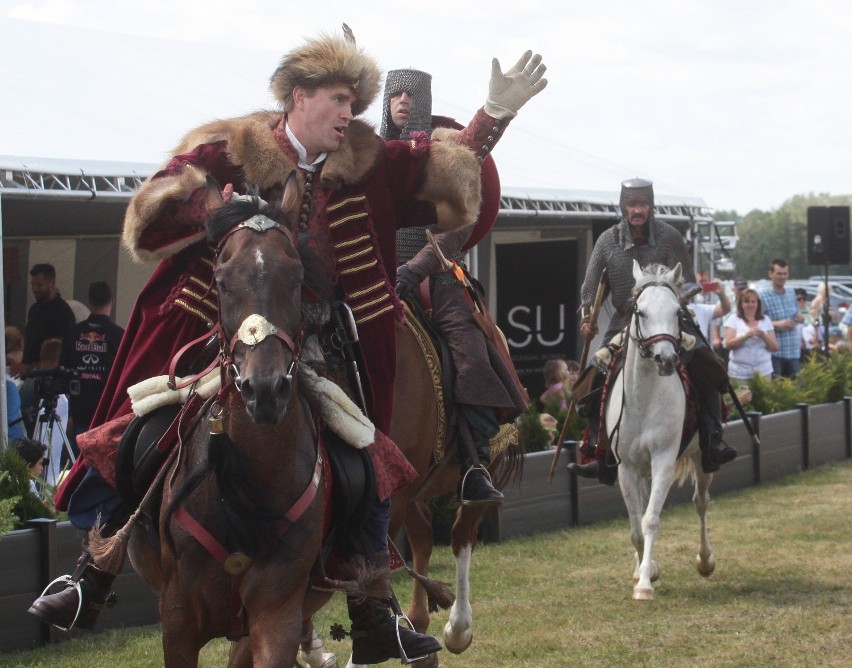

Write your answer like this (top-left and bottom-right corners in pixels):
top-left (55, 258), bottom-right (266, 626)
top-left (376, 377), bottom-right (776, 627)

top-left (269, 31), bottom-right (381, 116)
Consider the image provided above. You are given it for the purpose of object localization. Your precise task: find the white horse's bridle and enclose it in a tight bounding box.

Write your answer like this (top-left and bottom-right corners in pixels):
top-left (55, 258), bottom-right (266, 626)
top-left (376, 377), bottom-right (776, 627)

top-left (630, 281), bottom-right (684, 360)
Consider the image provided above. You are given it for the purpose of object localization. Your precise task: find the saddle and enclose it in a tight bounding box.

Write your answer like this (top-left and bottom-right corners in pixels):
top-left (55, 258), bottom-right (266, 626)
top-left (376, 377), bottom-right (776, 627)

top-left (114, 399), bottom-right (201, 508)
top-left (115, 377), bottom-right (378, 551)
top-left (401, 291), bottom-right (519, 464)
top-left (577, 341), bottom-right (701, 464)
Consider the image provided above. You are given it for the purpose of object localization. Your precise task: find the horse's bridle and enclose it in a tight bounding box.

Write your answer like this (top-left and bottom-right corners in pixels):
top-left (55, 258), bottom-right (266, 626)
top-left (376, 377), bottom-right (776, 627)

top-left (215, 214), bottom-right (305, 390)
top-left (630, 281), bottom-right (684, 359)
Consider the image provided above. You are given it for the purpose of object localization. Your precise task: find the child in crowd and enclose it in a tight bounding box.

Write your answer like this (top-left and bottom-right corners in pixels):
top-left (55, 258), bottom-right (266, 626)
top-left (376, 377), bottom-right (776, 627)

top-left (539, 358), bottom-right (580, 412)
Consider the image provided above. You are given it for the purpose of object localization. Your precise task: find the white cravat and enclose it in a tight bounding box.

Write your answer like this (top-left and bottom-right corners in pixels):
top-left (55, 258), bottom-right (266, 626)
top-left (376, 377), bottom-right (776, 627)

top-left (285, 123), bottom-right (326, 172)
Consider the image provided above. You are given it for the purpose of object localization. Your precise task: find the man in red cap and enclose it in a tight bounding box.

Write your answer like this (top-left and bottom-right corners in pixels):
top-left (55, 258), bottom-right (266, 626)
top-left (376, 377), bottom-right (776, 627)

top-left (31, 26), bottom-right (546, 665)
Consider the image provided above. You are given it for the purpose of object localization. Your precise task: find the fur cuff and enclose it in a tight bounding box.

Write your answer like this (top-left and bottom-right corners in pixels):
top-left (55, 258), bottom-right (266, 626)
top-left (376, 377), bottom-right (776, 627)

top-left (421, 127), bottom-right (482, 232)
top-left (123, 164), bottom-right (208, 263)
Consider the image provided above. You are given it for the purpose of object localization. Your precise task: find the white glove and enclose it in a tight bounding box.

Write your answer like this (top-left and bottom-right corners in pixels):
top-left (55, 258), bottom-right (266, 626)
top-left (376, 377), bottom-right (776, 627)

top-left (484, 50), bottom-right (548, 119)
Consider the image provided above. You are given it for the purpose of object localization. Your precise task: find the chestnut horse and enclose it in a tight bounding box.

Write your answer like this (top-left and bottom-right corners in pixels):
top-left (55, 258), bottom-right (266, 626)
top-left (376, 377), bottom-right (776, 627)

top-left (116, 195), bottom-right (327, 667)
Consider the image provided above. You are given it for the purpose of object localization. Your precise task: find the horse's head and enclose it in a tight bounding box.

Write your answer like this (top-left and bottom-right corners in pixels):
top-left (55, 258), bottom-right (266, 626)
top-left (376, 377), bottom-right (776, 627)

top-left (207, 181), bottom-right (304, 425)
top-left (630, 260), bottom-right (684, 376)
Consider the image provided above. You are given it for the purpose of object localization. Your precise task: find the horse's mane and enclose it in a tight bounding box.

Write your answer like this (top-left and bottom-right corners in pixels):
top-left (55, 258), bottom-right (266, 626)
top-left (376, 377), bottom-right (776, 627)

top-left (206, 199), bottom-right (333, 299)
top-left (632, 263), bottom-right (684, 296)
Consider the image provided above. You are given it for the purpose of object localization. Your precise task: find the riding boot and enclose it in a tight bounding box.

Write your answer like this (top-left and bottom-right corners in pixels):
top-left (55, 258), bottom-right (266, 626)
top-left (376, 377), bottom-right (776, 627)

top-left (697, 389), bottom-right (737, 473)
top-left (567, 411), bottom-right (618, 486)
top-left (347, 552), bottom-right (442, 664)
top-left (28, 551), bottom-right (117, 631)
top-left (457, 405), bottom-right (503, 507)
top-left (699, 427), bottom-right (737, 473)
top-left (567, 413), bottom-right (600, 479)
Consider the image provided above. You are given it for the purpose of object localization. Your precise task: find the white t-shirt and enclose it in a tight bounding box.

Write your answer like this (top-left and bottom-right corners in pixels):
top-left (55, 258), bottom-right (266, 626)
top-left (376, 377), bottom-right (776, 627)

top-left (690, 303), bottom-right (717, 341)
top-left (723, 314), bottom-right (774, 380)
top-left (801, 323), bottom-right (821, 351)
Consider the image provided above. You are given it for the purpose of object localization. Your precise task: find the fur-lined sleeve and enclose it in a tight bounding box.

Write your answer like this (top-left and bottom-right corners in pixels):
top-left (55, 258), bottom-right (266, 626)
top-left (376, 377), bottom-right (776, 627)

top-left (123, 136), bottom-right (243, 263)
top-left (417, 127), bottom-right (483, 232)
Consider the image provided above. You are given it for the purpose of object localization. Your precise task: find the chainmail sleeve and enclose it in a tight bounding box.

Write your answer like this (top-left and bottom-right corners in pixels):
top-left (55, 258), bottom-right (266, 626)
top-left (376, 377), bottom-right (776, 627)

top-left (581, 229), bottom-right (613, 309)
top-left (400, 224), bottom-right (472, 281)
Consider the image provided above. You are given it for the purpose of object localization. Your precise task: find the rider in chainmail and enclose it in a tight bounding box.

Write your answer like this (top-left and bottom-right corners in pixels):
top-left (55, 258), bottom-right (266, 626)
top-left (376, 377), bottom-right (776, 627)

top-left (382, 68), bottom-right (527, 507)
top-left (568, 179), bottom-right (737, 484)
top-left (384, 69), bottom-right (467, 271)
top-left (581, 182), bottom-right (694, 349)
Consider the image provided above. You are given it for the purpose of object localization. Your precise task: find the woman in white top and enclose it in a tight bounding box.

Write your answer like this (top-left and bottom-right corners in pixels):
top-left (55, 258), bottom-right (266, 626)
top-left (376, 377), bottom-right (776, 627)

top-left (724, 288), bottom-right (779, 382)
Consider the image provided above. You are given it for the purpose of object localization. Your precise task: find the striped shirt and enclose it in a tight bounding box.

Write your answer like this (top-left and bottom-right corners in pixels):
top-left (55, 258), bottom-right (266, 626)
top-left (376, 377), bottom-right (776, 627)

top-left (759, 287), bottom-right (800, 360)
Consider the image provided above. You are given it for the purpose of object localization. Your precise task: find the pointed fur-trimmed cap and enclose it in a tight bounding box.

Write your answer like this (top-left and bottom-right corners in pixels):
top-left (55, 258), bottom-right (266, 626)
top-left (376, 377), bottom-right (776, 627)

top-left (269, 27), bottom-right (381, 116)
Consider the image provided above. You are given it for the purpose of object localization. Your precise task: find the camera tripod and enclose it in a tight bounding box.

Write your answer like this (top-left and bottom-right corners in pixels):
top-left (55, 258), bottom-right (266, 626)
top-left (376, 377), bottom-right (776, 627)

top-left (31, 393), bottom-right (76, 488)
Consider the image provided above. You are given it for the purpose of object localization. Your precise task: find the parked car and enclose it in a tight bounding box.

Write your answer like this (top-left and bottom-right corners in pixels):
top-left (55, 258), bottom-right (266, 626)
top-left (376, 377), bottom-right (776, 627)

top-left (808, 275), bottom-right (852, 290)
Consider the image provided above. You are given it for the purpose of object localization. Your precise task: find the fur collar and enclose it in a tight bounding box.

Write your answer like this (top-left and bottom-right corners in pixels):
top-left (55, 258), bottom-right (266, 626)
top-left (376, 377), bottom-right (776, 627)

top-left (173, 111), bottom-right (380, 188)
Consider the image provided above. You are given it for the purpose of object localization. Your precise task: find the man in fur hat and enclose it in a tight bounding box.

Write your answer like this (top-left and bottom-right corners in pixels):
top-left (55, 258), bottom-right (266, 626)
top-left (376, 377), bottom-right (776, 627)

top-left (381, 68), bottom-right (529, 507)
top-left (31, 26), bottom-right (546, 665)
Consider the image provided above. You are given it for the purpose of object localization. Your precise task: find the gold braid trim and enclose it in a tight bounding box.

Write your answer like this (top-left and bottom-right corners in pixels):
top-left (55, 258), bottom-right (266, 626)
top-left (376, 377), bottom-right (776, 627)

top-left (174, 299), bottom-right (216, 327)
top-left (351, 293), bottom-right (391, 313)
top-left (400, 303), bottom-right (447, 462)
top-left (329, 211), bottom-right (368, 229)
top-left (334, 234), bottom-right (371, 250)
top-left (489, 422), bottom-right (519, 458)
top-left (353, 303), bottom-right (395, 325)
top-left (327, 195), bottom-right (367, 211)
top-left (348, 280), bottom-right (385, 300)
top-left (339, 259), bottom-right (378, 276)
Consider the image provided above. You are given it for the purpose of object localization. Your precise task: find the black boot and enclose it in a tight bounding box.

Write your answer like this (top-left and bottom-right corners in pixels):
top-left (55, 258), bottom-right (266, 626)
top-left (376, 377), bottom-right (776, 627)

top-left (566, 412), bottom-right (617, 486)
top-left (567, 459), bottom-right (600, 478)
top-left (460, 466), bottom-right (504, 506)
top-left (567, 458), bottom-right (618, 486)
top-left (346, 552), bottom-right (441, 664)
top-left (700, 429), bottom-right (737, 473)
top-left (457, 406), bottom-right (503, 507)
top-left (28, 552), bottom-right (117, 631)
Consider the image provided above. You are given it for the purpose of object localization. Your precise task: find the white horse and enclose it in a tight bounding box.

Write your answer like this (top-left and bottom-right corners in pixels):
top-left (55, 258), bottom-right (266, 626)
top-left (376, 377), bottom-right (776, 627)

top-left (606, 261), bottom-right (716, 601)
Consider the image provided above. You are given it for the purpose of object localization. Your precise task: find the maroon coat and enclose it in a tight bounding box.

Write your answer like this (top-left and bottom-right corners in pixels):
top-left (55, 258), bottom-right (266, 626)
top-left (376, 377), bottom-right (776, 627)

top-left (56, 110), bottom-right (487, 508)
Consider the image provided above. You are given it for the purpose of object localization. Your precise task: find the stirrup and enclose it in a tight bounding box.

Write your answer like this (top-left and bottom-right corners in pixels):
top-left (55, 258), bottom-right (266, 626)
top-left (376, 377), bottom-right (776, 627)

top-left (394, 611), bottom-right (431, 665)
top-left (35, 575), bottom-right (84, 632)
top-left (459, 465), bottom-right (502, 507)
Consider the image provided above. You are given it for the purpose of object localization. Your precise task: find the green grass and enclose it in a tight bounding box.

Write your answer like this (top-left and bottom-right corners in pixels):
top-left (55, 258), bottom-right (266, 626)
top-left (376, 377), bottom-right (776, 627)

top-left (3, 461), bottom-right (852, 667)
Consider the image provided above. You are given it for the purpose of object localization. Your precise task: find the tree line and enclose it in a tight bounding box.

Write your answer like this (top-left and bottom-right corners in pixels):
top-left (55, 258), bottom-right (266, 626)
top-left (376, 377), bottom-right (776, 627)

top-left (714, 193), bottom-right (852, 280)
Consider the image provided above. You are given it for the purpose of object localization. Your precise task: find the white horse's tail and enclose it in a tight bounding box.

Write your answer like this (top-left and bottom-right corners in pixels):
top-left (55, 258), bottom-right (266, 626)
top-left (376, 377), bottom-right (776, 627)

top-left (674, 443), bottom-right (697, 488)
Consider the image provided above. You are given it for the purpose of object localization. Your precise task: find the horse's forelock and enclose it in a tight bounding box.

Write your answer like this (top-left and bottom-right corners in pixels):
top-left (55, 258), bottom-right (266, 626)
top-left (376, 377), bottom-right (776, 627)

top-left (206, 199), bottom-right (270, 245)
top-left (633, 263), bottom-right (683, 296)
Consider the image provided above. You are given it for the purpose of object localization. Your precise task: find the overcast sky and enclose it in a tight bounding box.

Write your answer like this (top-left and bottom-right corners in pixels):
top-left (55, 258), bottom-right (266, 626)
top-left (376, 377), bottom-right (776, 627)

top-left (1, 0), bottom-right (850, 214)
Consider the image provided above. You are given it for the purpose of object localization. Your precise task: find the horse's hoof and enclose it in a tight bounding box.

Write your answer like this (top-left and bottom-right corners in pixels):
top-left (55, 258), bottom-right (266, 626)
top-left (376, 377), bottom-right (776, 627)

top-left (297, 650), bottom-right (338, 668)
top-left (415, 653), bottom-right (441, 668)
top-left (696, 554), bottom-right (716, 578)
top-left (443, 622), bottom-right (473, 654)
top-left (633, 586), bottom-right (655, 601)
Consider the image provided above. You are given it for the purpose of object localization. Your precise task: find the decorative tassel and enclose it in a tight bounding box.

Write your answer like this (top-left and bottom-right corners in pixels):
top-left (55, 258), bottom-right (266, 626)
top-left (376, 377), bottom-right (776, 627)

top-left (404, 566), bottom-right (455, 612)
top-left (86, 508), bottom-right (141, 576)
